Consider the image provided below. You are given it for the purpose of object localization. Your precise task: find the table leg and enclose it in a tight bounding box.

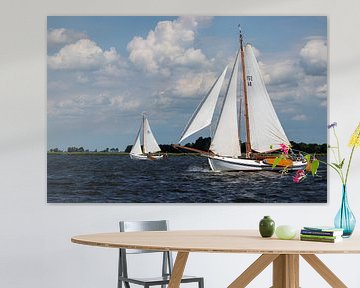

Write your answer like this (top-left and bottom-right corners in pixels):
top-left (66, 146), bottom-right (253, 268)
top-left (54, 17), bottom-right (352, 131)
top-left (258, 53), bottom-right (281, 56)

top-left (229, 253), bottom-right (347, 288)
top-left (301, 254), bottom-right (347, 288)
top-left (228, 254), bottom-right (279, 288)
top-left (168, 251), bottom-right (189, 288)
top-left (272, 254), bottom-right (299, 288)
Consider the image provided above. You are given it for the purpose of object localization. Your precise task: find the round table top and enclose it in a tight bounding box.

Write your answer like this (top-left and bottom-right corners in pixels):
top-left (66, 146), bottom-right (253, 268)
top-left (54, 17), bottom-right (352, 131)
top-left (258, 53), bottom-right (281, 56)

top-left (71, 230), bottom-right (360, 254)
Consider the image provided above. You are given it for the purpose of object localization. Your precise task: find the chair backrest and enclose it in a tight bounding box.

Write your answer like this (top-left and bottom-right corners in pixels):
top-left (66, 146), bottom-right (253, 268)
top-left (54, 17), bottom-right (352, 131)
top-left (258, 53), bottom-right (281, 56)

top-left (119, 220), bottom-right (169, 254)
top-left (118, 220), bottom-right (174, 283)
top-left (120, 220), bottom-right (168, 232)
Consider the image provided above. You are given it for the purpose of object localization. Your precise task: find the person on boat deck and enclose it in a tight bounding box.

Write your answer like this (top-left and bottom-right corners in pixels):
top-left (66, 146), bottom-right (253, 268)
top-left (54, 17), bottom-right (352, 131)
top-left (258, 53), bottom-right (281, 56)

top-left (296, 151), bottom-right (304, 161)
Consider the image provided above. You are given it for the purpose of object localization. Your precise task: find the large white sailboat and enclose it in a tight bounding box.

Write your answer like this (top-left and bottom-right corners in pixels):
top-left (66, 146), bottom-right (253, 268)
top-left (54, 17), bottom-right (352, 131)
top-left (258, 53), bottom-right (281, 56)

top-left (177, 29), bottom-right (306, 172)
top-left (129, 115), bottom-right (164, 160)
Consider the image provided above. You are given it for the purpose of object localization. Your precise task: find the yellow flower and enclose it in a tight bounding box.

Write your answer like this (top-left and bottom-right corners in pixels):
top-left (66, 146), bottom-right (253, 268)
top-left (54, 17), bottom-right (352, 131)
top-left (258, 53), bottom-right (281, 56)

top-left (349, 122), bottom-right (360, 147)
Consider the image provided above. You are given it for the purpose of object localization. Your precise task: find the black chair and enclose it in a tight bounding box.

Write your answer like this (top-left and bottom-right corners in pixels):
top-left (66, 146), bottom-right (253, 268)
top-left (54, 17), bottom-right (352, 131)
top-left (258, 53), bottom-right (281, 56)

top-left (118, 220), bottom-right (204, 288)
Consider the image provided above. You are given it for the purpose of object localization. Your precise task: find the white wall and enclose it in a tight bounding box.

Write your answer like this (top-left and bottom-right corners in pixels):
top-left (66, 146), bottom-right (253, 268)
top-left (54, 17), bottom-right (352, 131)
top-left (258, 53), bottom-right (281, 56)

top-left (1, 0), bottom-right (360, 287)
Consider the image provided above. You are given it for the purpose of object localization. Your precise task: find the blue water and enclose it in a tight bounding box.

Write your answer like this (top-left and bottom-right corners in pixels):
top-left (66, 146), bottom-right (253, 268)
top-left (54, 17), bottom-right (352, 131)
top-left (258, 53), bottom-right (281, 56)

top-left (47, 155), bottom-right (327, 203)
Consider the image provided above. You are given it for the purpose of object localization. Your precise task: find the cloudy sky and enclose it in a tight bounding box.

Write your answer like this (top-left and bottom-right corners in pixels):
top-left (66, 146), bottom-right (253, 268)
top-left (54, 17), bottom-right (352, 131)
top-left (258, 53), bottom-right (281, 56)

top-left (47, 16), bottom-right (327, 151)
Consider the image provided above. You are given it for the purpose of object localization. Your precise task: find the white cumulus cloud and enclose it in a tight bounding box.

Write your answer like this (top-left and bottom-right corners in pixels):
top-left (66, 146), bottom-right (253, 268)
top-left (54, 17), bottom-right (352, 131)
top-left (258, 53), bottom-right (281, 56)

top-left (255, 41), bottom-right (327, 105)
top-left (48, 92), bottom-right (141, 119)
top-left (127, 16), bottom-right (212, 75)
top-left (48, 39), bottom-right (121, 70)
top-left (48, 28), bottom-right (87, 48)
top-left (300, 39), bottom-right (327, 76)
top-left (108, 95), bottom-right (141, 111)
top-left (259, 59), bottom-right (300, 86)
top-left (173, 71), bottom-right (217, 98)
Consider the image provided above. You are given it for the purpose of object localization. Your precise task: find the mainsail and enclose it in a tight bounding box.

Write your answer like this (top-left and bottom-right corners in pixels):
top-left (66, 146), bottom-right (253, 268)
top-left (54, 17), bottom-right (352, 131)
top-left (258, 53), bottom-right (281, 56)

top-left (179, 66), bottom-right (228, 143)
top-left (143, 117), bottom-right (161, 153)
top-left (210, 49), bottom-right (241, 157)
top-left (244, 44), bottom-right (290, 153)
top-left (130, 125), bottom-right (143, 155)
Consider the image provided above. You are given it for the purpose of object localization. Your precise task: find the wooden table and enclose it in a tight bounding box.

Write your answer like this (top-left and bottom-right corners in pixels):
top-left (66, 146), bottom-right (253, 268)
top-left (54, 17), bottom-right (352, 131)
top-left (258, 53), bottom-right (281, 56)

top-left (72, 230), bottom-right (360, 288)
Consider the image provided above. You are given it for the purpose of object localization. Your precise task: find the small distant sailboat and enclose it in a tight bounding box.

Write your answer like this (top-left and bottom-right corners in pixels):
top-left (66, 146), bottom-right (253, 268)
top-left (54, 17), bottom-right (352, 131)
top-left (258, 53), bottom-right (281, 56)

top-left (129, 115), bottom-right (164, 160)
top-left (177, 28), bottom-right (306, 172)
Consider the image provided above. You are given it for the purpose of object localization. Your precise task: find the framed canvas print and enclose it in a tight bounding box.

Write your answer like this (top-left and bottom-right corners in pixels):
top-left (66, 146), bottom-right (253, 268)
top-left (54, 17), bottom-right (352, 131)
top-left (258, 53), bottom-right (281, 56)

top-left (47, 16), bottom-right (327, 203)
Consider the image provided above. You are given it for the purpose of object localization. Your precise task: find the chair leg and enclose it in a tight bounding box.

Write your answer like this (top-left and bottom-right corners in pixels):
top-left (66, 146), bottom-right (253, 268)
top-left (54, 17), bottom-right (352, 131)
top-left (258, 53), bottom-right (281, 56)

top-left (199, 278), bottom-right (204, 288)
top-left (118, 250), bottom-right (123, 288)
top-left (118, 279), bottom-right (130, 288)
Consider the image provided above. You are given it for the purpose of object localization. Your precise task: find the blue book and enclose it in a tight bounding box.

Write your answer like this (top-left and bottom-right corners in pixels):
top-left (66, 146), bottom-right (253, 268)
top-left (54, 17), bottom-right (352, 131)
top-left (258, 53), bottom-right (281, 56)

top-left (302, 226), bottom-right (343, 236)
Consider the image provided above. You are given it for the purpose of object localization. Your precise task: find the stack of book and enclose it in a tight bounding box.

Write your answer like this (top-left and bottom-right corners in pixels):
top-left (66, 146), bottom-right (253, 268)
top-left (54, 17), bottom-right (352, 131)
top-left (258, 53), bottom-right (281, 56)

top-left (300, 226), bottom-right (344, 243)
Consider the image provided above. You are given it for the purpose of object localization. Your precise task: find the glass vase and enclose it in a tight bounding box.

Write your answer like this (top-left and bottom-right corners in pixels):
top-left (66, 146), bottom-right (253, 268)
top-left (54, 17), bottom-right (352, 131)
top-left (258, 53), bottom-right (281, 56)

top-left (334, 185), bottom-right (356, 237)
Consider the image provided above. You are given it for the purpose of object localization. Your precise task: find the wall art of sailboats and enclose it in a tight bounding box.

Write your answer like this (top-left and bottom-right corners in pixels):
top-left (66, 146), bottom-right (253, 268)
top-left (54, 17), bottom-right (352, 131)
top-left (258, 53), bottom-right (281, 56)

top-left (176, 28), bottom-right (307, 172)
top-left (129, 115), bottom-right (164, 160)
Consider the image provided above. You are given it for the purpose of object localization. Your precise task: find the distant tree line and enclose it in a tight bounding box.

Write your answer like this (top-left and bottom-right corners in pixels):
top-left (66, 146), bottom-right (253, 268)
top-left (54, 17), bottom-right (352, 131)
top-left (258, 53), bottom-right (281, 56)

top-left (48, 147), bottom-right (120, 153)
top-left (48, 148), bottom-right (63, 152)
top-left (49, 138), bottom-right (327, 154)
top-left (184, 137), bottom-right (211, 152)
top-left (67, 147), bottom-right (87, 152)
top-left (289, 141), bottom-right (327, 154)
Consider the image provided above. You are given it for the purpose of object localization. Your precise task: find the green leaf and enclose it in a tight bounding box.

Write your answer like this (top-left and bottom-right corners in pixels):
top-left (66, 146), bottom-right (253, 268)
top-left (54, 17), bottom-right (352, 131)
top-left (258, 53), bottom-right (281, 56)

top-left (311, 159), bottom-right (320, 176)
top-left (339, 158), bottom-right (345, 169)
top-left (332, 162), bottom-right (341, 169)
top-left (305, 154), bottom-right (311, 163)
top-left (272, 157), bottom-right (282, 169)
top-left (332, 160), bottom-right (345, 169)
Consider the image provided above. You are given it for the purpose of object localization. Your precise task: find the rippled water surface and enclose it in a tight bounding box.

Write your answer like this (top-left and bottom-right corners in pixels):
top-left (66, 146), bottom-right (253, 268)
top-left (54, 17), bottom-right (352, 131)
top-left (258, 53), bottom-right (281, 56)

top-left (47, 155), bottom-right (327, 203)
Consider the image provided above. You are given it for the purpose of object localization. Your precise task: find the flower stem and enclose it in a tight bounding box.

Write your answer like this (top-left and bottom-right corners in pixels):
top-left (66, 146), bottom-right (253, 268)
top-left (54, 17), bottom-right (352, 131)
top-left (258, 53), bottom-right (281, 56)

top-left (330, 147), bottom-right (339, 165)
top-left (333, 127), bottom-right (342, 163)
top-left (332, 127), bottom-right (345, 184)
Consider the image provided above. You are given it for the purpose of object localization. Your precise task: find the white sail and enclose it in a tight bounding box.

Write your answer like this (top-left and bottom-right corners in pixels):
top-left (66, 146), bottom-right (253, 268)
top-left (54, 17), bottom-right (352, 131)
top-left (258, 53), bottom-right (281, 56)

top-left (179, 66), bottom-right (228, 143)
top-left (130, 124), bottom-right (143, 155)
top-left (210, 50), bottom-right (241, 157)
top-left (244, 44), bottom-right (290, 153)
top-left (143, 117), bottom-right (161, 153)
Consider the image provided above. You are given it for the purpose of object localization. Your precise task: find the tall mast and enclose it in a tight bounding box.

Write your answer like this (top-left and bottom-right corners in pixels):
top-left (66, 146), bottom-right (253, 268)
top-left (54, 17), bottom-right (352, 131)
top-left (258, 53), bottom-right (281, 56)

top-left (239, 26), bottom-right (252, 158)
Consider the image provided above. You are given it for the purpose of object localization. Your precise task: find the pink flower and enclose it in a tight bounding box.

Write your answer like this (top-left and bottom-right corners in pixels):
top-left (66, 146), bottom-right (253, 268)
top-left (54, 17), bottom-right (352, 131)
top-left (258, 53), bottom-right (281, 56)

top-left (293, 169), bottom-right (306, 183)
top-left (280, 143), bottom-right (289, 155)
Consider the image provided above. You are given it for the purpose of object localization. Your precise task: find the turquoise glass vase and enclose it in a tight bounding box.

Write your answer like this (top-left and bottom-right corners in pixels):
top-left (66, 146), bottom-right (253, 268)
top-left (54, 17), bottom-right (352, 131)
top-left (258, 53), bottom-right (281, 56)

top-left (334, 185), bottom-right (356, 237)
